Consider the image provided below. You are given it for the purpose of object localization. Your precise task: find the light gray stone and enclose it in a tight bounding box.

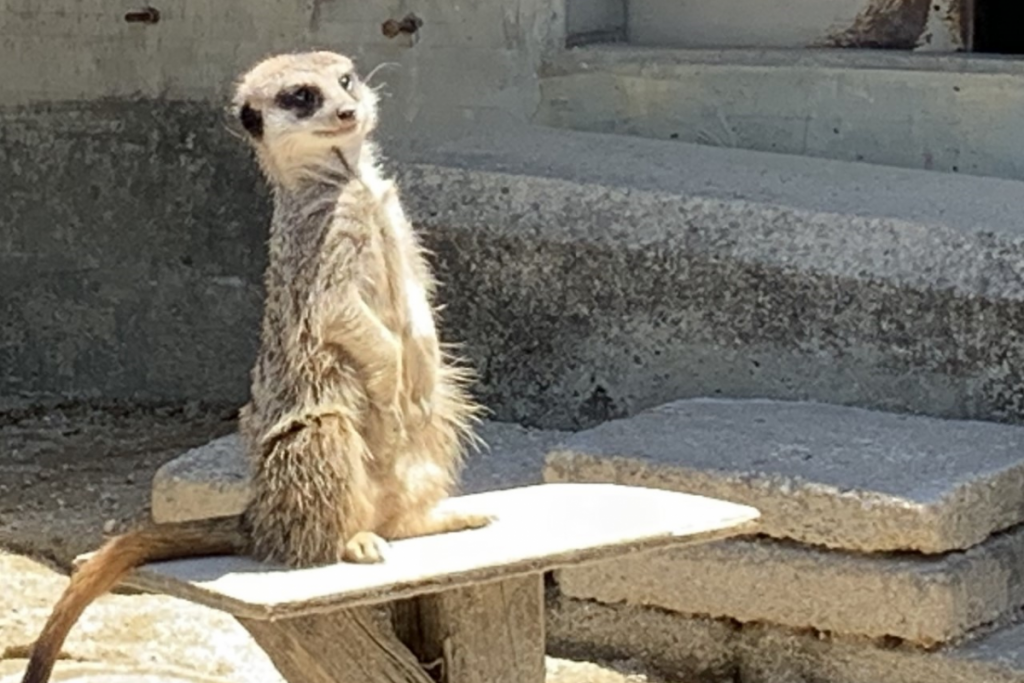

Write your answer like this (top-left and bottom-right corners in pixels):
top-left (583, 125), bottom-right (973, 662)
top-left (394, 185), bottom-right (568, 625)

top-left (558, 523), bottom-right (1024, 646)
top-left (151, 421), bottom-right (569, 524)
top-left (548, 595), bottom-right (1024, 683)
top-left (150, 434), bottom-right (249, 525)
top-left (544, 398), bottom-right (1024, 554)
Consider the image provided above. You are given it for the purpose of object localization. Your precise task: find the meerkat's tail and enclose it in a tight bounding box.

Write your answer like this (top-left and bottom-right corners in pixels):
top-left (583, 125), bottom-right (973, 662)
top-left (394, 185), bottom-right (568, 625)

top-left (20, 516), bottom-right (246, 683)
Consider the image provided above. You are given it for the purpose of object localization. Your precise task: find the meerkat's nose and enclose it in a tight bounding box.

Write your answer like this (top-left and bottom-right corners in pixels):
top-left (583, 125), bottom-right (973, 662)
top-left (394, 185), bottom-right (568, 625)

top-left (337, 107), bottom-right (357, 122)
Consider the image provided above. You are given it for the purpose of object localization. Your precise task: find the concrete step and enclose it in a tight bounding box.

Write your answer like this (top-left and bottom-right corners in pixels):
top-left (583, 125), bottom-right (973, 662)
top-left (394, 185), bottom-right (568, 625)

top-left (556, 526), bottom-right (1024, 647)
top-left (536, 46), bottom-right (1024, 182)
top-left (543, 398), bottom-right (1024, 554)
top-left (150, 421), bottom-right (569, 524)
top-left (15, 105), bottom-right (1024, 434)
top-left (387, 122), bottom-right (1024, 431)
top-left (548, 593), bottom-right (1024, 683)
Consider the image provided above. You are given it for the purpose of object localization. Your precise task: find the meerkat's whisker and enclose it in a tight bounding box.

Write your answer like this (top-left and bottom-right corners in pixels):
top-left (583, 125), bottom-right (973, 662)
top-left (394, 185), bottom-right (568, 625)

top-left (364, 61), bottom-right (401, 85)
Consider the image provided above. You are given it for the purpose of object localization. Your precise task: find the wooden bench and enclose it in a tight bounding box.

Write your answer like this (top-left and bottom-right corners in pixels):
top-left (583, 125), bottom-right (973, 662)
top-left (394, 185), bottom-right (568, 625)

top-left (119, 483), bottom-right (760, 683)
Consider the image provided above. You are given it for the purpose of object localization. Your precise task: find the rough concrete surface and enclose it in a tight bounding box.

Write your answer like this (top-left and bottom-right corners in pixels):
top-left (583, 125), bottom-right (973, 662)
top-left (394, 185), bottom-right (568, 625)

top-left (548, 595), bottom-right (1024, 683)
top-left (12, 107), bottom-right (1024, 429)
top-left (152, 421), bottom-right (570, 523)
top-left (391, 122), bottom-right (1024, 430)
top-left (558, 523), bottom-right (1024, 646)
top-left (544, 397), bottom-right (1024, 553)
top-left (540, 46), bottom-right (1024, 181)
top-left (0, 101), bottom-right (269, 406)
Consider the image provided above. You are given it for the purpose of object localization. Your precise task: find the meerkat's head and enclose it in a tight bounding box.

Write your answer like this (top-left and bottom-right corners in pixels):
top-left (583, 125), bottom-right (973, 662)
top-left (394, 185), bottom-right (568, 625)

top-left (231, 51), bottom-right (379, 187)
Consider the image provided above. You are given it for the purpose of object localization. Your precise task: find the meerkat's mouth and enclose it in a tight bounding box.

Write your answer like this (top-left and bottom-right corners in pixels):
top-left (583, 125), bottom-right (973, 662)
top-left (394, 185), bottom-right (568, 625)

top-left (315, 111), bottom-right (360, 137)
top-left (314, 125), bottom-right (358, 137)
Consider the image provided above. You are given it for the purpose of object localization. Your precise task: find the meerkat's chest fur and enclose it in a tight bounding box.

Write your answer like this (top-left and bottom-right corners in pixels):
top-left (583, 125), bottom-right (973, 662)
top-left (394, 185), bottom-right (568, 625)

top-left (244, 174), bottom-right (413, 437)
top-left (271, 179), bottom-right (403, 328)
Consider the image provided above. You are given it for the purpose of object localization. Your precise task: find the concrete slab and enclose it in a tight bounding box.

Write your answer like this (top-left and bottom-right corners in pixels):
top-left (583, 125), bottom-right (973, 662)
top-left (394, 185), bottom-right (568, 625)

top-left (548, 596), bottom-right (1024, 683)
top-left (151, 421), bottom-right (569, 524)
top-left (538, 46), bottom-right (1024, 182)
top-left (543, 398), bottom-right (1024, 553)
top-left (557, 523), bottom-right (1024, 646)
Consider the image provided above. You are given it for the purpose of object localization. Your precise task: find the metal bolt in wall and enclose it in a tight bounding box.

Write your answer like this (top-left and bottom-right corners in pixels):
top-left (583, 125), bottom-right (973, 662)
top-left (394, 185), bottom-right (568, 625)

top-left (125, 7), bottom-right (160, 24)
top-left (381, 13), bottom-right (423, 38)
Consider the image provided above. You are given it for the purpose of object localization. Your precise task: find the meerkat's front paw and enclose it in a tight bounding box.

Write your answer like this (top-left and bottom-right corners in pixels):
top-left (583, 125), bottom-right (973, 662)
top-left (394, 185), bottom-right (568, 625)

top-left (343, 531), bottom-right (389, 564)
top-left (404, 337), bottom-right (439, 425)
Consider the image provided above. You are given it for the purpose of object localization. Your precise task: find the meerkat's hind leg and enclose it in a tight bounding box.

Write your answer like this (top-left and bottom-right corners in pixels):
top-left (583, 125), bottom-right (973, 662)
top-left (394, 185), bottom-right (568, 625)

top-left (248, 413), bottom-right (380, 568)
top-left (382, 506), bottom-right (496, 543)
top-left (343, 530), bottom-right (389, 564)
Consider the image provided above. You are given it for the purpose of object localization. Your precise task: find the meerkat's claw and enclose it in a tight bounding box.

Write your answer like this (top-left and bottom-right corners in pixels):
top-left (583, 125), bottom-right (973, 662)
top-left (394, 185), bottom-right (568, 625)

top-left (343, 531), bottom-right (389, 564)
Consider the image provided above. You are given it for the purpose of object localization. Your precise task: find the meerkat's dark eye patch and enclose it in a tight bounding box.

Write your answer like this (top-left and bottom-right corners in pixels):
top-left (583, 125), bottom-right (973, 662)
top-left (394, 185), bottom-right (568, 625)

top-left (239, 104), bottom-right (263, 139)
top-left (274, 84), bottom-right (323, 119)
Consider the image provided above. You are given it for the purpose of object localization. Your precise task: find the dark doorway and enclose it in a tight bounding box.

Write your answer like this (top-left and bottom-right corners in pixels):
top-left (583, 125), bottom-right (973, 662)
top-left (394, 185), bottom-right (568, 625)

top-left (974, 0), bottom-right (1024, 54)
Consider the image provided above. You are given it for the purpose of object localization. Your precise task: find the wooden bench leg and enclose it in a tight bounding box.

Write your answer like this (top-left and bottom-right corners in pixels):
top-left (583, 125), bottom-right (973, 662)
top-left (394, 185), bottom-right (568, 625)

top-left (238, 606), bottom-right (434, 683)
top-left (237, 573), bottom-right (544, 683)
top-left (393, 573), bottom-right (545, 683)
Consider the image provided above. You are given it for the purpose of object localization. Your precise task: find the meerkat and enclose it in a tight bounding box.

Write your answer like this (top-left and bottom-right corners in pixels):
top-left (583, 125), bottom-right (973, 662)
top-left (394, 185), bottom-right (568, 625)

top-left (19, 50), bottom-right (492, 683)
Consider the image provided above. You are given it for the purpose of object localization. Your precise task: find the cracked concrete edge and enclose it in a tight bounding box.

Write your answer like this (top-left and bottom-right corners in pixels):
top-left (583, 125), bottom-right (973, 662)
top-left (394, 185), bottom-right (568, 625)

top-left (556, 523), bottom-right (1024, 646)
top-left (546, 594), bottom-right (1024, 683)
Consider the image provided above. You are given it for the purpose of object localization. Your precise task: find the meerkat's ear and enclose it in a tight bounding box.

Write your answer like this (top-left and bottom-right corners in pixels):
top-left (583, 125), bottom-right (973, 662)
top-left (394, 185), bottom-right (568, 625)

top-left (239, 103), bottom-right (264, 139)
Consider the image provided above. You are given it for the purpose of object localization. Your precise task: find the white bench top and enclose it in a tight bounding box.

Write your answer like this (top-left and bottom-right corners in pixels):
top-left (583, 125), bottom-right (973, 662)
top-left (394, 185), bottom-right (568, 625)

top-left (122, 483), bottom-right (759, 620)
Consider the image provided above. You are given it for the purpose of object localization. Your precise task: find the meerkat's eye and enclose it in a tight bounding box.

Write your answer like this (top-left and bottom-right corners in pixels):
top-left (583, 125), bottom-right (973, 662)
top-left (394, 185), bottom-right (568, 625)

top-left (339, 74), bottom-right (354, 91)
top-left (274, 85), bottom-right (323, 119)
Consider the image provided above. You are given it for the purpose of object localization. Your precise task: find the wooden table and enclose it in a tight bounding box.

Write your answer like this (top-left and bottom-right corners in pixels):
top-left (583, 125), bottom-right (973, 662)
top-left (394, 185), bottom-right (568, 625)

top-left (120, 483), bottom-right (760, 683)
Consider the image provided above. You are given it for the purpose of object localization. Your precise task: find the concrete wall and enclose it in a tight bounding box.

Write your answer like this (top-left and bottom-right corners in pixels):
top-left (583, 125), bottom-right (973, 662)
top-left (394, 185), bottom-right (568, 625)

top-left (1, 0), bottom-right (561, 128)
top-left (0, 0), bottom-right (562, 406)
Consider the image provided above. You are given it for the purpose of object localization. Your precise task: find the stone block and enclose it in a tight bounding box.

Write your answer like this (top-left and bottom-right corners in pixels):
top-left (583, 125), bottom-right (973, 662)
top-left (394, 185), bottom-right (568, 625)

top-left (558, 523), bottom-right (1024, 646)
top-left (544, 398), bottom-right (1024, 553)
top-left (547, 595), bottom-right (1024, 683)
top-left (151, 434), bottom-right (249, 524)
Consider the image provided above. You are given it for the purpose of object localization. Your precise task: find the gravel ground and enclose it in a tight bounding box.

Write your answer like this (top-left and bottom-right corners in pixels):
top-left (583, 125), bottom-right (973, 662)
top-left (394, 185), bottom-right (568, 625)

top-left (0, 403), bottom-right (672, 683)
